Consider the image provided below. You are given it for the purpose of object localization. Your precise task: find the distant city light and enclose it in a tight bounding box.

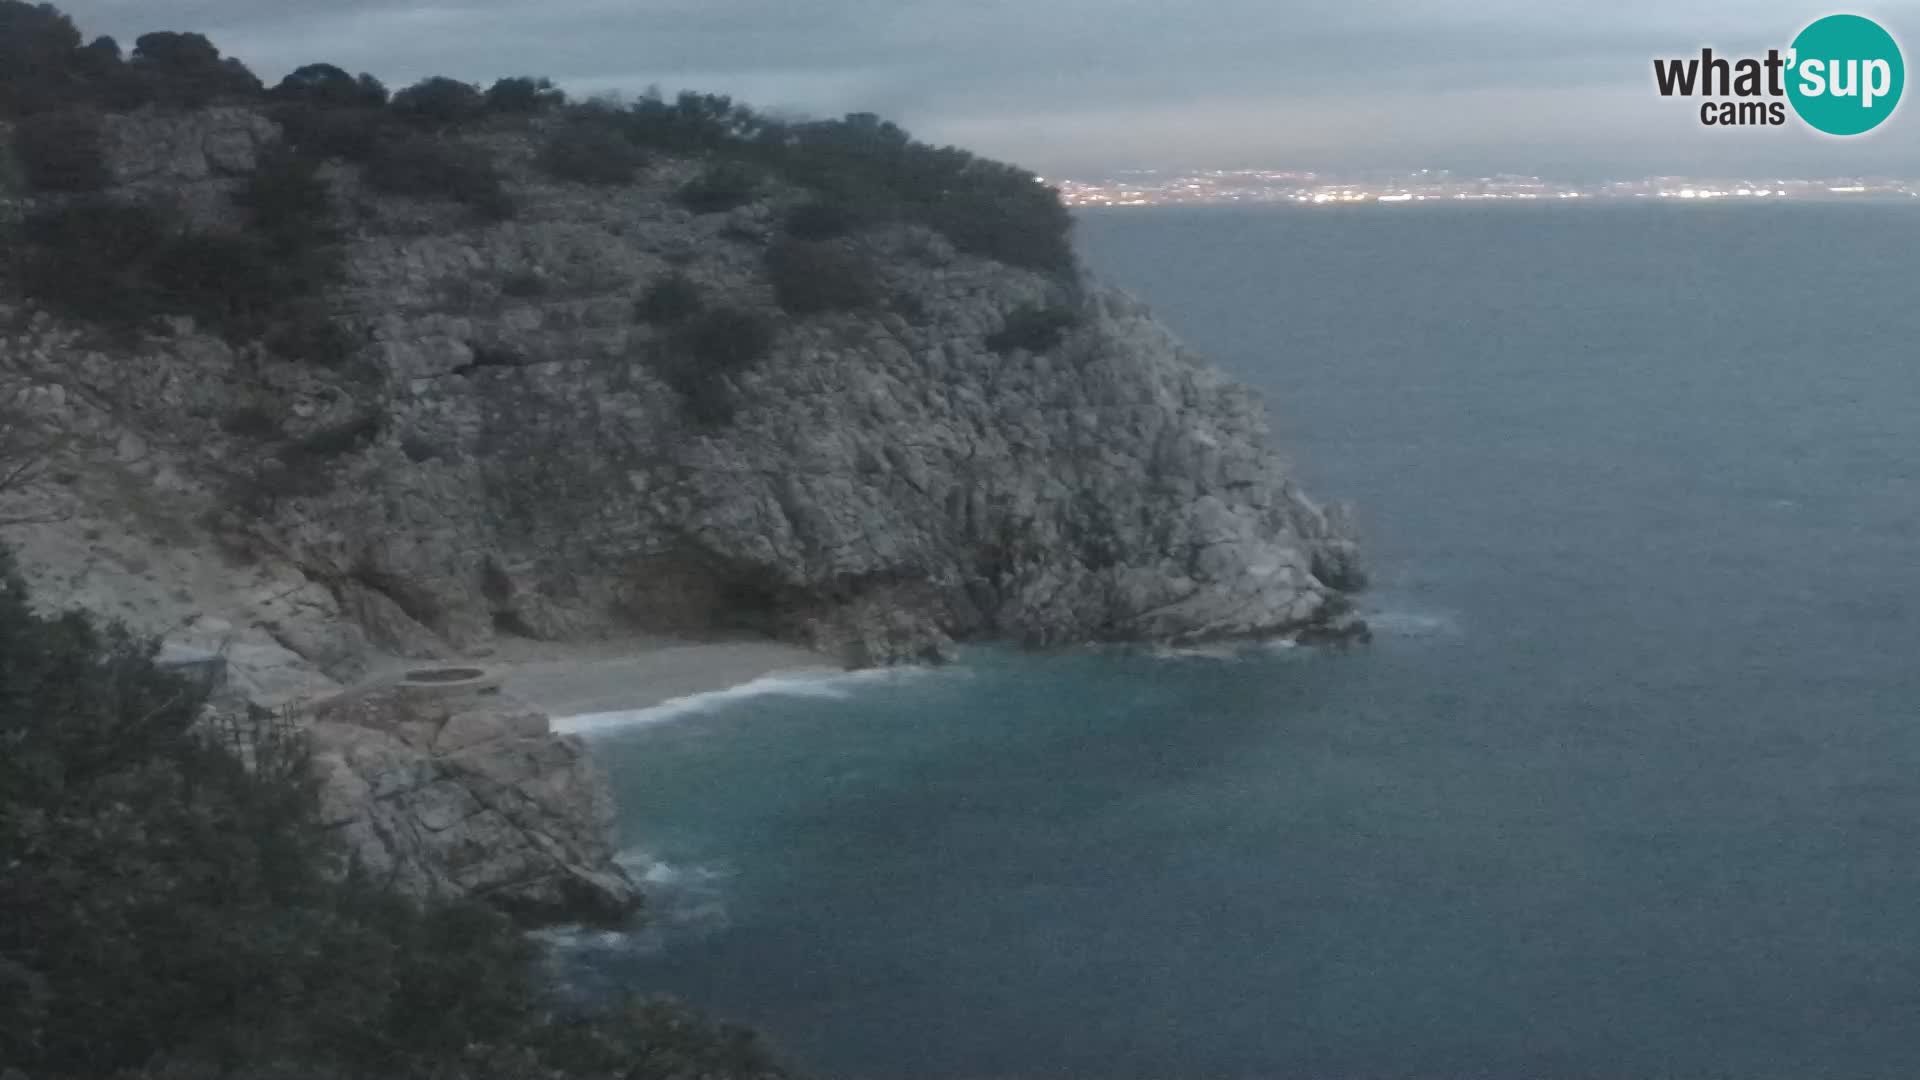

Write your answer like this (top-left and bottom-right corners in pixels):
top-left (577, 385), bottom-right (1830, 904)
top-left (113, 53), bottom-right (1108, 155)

top-left (1052, 170), bottom-right (1916, 209)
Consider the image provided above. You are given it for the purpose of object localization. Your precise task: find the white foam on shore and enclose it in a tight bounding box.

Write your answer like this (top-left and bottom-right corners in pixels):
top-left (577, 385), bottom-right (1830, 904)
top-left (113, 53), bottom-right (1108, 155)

top-left (552, 665), bottom-right (940, 736)
top-left (531, 850), bottom-right (734, 970)
top-left (1147, 642), bottom-right (1252, 661)
top-left (619, 850), bottom-right (733, 936)
top-left (1138, 607), bottom-right (1461, 661)
top-left (1365, 609), bottom-right (1459, 637)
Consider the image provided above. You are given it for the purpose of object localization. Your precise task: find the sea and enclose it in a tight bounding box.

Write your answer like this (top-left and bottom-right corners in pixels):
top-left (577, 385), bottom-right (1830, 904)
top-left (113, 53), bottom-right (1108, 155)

top-left (546, 201), bottom-right (1920, 1079)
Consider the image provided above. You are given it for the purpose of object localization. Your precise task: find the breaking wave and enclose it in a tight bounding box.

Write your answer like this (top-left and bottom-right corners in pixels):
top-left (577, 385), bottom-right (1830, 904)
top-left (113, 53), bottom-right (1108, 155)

top-left (553, 665), bottom-right (944, 736)
top-left (1362, 608), bottom-right (1459, 638)
top-left (531, 851), bottom-right (733, 996)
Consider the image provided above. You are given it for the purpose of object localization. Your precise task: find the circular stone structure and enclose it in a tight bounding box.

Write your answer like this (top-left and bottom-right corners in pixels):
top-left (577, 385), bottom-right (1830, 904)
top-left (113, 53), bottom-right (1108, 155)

top-left (392, 665), bottom-right (503, 699)
top-left (403, 667), bottom-right (489, 684)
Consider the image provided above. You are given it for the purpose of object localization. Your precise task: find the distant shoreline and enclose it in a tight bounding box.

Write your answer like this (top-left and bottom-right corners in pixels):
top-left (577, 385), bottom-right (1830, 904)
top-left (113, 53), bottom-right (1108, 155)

top-left (1071, 192), bottom-right (1920, 210)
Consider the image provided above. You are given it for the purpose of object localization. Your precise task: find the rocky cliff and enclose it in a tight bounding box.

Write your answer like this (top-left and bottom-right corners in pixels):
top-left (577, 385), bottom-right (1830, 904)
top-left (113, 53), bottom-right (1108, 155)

top-left (307, 673), bottom-right (641, 923)
top-left (3, 107), bottom-right (1362, 671)
top-left (0, 104), bottom-right (1362, 916)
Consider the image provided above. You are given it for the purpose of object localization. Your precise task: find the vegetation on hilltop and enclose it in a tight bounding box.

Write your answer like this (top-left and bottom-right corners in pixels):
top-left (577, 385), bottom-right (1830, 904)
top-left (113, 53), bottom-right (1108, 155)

top-left (6, 143), bottom-right (348, 343)
top-left (0, 4), bottom-right (258, 115)
top-left (988, 301), bottom-right (1084, 355)
top-left (0, 0), bottom-right (1076, 274)
top-left (0, 0), bottom-right (1083, 435)
top-left (635, 271), bottom-right (706, 325)
top-left (765, 238), bottom-right (883, 316)
top-left (0, 545), bottom-right (796, 1080)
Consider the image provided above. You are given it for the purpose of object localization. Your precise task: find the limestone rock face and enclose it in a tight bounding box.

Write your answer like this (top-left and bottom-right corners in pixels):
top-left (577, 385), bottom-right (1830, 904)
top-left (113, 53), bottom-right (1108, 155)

top-left (104, 106), bottom-right (279, 226)
top-left (0, 105), bottom-right (1366, 924)
top-left (307, 681), bottom-right (642, 923)
top-left (1, 106), bottom-right (1364, 673)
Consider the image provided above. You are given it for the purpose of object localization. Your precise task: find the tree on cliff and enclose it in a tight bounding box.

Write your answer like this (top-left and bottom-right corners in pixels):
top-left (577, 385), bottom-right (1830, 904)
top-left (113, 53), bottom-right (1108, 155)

top-left (0, 550), bottom-right (797, 1079)
top-left (0, 398), bottom-right (70, 527)
top-left (129, 31), bottom-right (262, 106)
top-left (271, 62), bottom-right (389, 109)
top-left (0, 1), bottom-right (82, 114)
top-left (392, 75), bottom-right (488, 129)
top-left (487, 75), bottom-right (566, 113)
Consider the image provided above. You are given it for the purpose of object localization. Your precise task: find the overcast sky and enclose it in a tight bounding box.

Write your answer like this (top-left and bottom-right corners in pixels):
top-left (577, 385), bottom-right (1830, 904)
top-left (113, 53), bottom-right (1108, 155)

top-left (51, 1), bottom-right (1920, 179)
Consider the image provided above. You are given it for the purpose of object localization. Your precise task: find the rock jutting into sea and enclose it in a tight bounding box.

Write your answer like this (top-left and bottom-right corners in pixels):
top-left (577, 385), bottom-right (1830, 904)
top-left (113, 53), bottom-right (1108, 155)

top-left (0, 103), bottom-right (1364, 914)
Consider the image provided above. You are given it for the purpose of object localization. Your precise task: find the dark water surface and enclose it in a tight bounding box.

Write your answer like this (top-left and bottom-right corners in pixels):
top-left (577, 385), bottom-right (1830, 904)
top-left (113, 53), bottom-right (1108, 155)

top-left (564, 203), bottom-right (1920, 1079)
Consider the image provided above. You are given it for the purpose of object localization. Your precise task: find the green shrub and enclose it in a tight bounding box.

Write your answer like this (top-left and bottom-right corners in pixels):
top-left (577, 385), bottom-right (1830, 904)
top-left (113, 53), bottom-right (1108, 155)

top-left (667, 366), bottom-right (737, 428)
top-left (499, 269), bottom-right (547, 298)
top-left (237, 412), bottom-right (377, 501)
top-left (271, 62), bottom-right (357, 106)
top-left (262, 306), bottom-right (357, 366)
top-left (42, 145), bottom-right (345, 339)
top-left (153, 149), bottom-right (344, 336)
top-left (70, 33), bottom-right (122, 82)
top-left (234, 142), bottom-right (341, 255)
top-left (8, 138), bottom-right (340, 338)
top-left (466, 341), bottom-right (526, 370)
top-left (0, 140), bottom-right (23, 195)
top-left (769, 113), bottom-right (1076, 273)
top-left (890, 289), bottom-right (929, 322)
top-left (0, 1), bottom-right (83, 115)
top-left (681, 306), bottom-right (774, 372)
top-left (289, 412), bottom-right (381, 460)
top-left (385, 89), bottom-right (1079, 274)
top-left (81, 37), bottom-right (152, 112)
top-left (8, 194), bottom-right (339, 339)
top-left (148, 230), bottom-right (288, 326)
top-left (390, 75), bottom-right (485, 130)
top-left (635, 272), bottom-right (703, 324)
top-left (0, 11), bottom-right (140, 115)
top-left (765, 238), bottom-right (880, 316)
top-left (400, 434), bottom-right (442, 463)
top-left (927, 189), bottom-right (1075, 273)
top-left (129, 30), bottom-right (261, 107)
top-left (271, 63), bottom-right (386, 109)
top-left (9, 200), bottom-right (170, 326)
top-left (783, 197), bottom-right (872, 240)
top-left (363, 133), bottom-right (513, 218)
top-left (537, 118), bottom-right (646, 185)
top-left (221, 405), bottom-right (282, 439)
top-left (0, 13), bottom-right (1074, 271)
top-left (11, 106), bottom-right (110, 191)
top-left (352, 72), bottom-right (389, 107)
top-left (655, 307), bottom-right (776, 428)
top-left (986, 301), bottom-right (1081, 355)
top-left (624, 90), bottom-right (768, 153)
top-left (0, 544), bottom-right (798, 1080)
top-left (678, 161), bottom-right (760, 213)
top-left (0, 560), bottom-right (330, 1075)
top-left (273, 102), bottom-right (389, 162)
top-left (486, 75), bottom-right (564, 114)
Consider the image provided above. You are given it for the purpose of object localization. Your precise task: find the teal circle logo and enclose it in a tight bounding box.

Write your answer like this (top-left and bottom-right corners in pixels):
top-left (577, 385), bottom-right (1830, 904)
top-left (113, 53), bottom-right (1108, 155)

top-left (1787, 14), bottom-right (1904, 135)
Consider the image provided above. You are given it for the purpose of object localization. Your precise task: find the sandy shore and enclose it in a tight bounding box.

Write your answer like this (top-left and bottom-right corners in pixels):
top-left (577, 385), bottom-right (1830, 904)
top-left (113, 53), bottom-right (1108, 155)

top-left (492, 637), bottom-right (836, 719)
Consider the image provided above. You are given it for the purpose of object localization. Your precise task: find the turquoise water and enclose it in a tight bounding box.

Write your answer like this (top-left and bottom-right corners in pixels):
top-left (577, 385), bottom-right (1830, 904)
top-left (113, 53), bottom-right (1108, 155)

top-left (564, 203), bottom-right (1920, 1079)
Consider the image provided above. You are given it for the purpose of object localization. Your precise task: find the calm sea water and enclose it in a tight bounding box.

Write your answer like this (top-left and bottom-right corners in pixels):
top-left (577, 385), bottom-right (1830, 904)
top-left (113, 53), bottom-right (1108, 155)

top-left (558, 203), bottom-right (1920, 1079)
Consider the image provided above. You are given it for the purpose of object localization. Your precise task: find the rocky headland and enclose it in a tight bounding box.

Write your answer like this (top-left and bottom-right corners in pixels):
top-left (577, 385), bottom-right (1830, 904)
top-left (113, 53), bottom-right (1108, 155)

top-left (0, 78), bottom-right (1362, 921)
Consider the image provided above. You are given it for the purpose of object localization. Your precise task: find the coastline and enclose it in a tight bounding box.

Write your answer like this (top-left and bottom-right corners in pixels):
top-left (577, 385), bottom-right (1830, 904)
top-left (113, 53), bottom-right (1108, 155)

top-left (289, 632), bottom-right (837, 924)
top-left (491, 636), bottom-right (839, 725)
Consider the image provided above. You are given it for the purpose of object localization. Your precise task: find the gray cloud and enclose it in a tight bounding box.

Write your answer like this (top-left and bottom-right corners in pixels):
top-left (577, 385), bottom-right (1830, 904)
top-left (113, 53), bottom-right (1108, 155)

top-left (52, 0), bottom-right (1920, 177)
